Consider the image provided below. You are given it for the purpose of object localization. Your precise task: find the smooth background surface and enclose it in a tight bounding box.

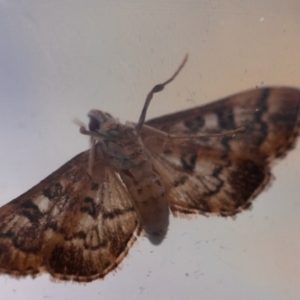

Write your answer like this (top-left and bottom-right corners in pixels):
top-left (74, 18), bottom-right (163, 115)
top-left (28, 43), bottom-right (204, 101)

top-left (0, 1), bottom-right (300, 299)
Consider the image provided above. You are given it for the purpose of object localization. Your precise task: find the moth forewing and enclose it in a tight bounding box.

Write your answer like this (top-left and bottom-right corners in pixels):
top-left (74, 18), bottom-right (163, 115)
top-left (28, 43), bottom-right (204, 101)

top-left (144, 87), bottom-right (300, 217)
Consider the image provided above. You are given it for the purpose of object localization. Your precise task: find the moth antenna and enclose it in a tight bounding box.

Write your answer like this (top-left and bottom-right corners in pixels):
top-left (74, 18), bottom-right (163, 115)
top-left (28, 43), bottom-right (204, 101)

top-left (136, 54), bottom-right (188, 133)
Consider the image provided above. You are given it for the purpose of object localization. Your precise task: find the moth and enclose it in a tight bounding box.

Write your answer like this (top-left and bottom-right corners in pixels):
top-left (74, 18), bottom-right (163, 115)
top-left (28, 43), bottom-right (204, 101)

top-left (0, 55), bottom-right (299, 283)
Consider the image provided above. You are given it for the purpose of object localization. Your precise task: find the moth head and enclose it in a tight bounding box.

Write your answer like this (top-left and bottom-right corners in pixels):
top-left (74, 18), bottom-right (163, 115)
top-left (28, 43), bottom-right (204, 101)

top-left (87, 110), bottom-right (117, 132)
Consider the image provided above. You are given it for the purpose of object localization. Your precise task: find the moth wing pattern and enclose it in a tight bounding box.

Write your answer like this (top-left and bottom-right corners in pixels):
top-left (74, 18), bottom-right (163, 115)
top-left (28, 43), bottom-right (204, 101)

top-left (0, 148), bottom-right (140, 282)
top-left (142, 87), bottom-right (300, 216)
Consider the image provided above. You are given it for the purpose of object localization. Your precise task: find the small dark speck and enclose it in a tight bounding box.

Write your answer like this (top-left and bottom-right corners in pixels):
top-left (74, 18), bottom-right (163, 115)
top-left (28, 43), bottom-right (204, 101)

top-left (163, 149), bottom-right (172, 155)
top-left (91, 183), bottom-right (99, 191)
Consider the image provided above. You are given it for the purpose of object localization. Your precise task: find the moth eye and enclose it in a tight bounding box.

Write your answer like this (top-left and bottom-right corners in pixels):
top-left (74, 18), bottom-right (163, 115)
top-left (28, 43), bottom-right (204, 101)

top-left (89, 116), bottom-right (100, 132)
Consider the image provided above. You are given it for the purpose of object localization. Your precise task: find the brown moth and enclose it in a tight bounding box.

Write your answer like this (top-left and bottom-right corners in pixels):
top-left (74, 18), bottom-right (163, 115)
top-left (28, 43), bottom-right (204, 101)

top-left (0, 55), bottom-right (300, 282)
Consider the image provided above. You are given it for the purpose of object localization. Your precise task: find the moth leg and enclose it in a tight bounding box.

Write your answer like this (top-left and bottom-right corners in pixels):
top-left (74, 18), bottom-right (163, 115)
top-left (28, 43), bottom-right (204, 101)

top-left (87, 137), bottom-right (96, 177)
top-left (140, 123), bottom-right (244, 147)
top-left (167, 126), bottom-right (245, 140)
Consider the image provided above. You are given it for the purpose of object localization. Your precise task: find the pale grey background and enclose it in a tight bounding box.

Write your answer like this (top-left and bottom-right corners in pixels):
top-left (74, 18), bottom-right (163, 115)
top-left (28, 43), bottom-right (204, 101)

top-left (0, 1), bottom-right (300, 299)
